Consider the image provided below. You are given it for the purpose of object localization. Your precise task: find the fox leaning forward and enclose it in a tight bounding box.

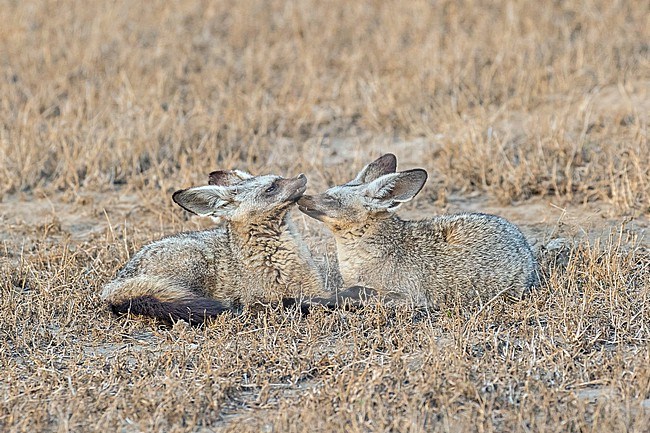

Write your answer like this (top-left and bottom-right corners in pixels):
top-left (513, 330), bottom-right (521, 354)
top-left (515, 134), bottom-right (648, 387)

top-left (298, 154), bottom-right (538, 308)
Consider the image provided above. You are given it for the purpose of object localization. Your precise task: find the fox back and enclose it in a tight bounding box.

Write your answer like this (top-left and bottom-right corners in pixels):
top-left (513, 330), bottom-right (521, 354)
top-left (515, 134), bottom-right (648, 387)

top-left (101, 170), bottom-right (326, 324)
top-left (298, 154), bottom-right (538, 308)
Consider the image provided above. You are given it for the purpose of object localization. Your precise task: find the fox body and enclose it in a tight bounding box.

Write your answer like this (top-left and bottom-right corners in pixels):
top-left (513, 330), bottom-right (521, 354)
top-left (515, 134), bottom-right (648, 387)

top-left (101, 171), bottom-right (326, 324)
top-left (298, 154), bottom-right (538, 308)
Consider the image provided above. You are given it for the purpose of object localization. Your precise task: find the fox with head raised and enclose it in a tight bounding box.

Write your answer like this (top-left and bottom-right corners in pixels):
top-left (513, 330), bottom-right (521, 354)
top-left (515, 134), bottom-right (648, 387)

top-left (297, 154), bottom-right (538, 309)
top-left (101, 170), bottom-right (332, 324)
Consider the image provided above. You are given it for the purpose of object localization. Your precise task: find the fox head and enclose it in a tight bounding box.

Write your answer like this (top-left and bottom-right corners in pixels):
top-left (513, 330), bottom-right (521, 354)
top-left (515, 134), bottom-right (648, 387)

top-left (172, 170), bottom-right (307, 223)
top-left (298, 154), bottom-right (428, 233)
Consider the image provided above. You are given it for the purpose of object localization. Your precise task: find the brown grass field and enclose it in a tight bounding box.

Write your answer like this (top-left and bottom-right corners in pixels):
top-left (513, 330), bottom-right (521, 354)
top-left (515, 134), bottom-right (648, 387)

top-left (1, 0), bottom-right (649, 431)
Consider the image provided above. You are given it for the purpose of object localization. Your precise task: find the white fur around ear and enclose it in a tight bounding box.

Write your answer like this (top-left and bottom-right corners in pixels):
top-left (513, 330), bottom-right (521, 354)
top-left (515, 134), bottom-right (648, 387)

top-left (364, 169), bottom-right (428, 209)
top-left (172, 185), bottom-right (236, 216)
top-left (352, 154), bottom-right (398, 184)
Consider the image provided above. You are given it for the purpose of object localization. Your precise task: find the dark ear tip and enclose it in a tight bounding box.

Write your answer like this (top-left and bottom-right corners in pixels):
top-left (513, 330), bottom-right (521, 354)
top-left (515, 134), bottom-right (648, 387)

top-left (172, 189), bottom-right (199, 215)
top-left (208, 170), bottom-right (226, 185)
top-left (377, 153), bottom-right (398, 172)
top-left (171, 189), bottom-right (186, 204)
top-left (404, 168), bottom-right (428, 179)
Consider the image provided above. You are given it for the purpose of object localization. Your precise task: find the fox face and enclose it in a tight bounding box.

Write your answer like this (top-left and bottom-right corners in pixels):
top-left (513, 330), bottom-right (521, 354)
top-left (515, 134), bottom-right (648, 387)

top-left (298, 154), bottom-right (428, 233)
top-left (173, 170), bottom-right (307, 223)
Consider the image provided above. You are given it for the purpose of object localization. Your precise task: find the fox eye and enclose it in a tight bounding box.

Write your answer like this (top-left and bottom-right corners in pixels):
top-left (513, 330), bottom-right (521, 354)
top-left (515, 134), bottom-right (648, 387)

top-left (325, 195), bottom-right (341, 205)
top-left (265, 183), bottom-right (278, 193)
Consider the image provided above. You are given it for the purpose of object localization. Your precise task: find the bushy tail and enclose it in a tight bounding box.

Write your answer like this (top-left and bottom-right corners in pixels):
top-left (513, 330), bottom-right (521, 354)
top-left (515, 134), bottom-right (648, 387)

top-left (101, 276), bottom-right (229, 325)
top-left (110, 295), bottom-right (229, 325)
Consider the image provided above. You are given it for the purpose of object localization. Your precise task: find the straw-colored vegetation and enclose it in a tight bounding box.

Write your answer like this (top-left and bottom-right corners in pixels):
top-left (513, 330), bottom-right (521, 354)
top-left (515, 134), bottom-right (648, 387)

top-left (1, 0), bottom-right (648, 431)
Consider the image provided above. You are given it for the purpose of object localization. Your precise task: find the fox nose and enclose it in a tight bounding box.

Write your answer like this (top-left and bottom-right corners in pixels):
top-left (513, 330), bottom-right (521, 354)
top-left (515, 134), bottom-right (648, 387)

top-left (297, 195), bottom-right (312, 205)
top-left (297, 173), bottom-right (306, 181)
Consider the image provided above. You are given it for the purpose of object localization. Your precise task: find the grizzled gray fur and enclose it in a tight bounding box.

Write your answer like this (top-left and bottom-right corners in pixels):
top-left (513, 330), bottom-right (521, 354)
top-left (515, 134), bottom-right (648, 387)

top-left (101, 170), bottom-right (329, 324)
top-left (298, 154), bottom-right (538, 309)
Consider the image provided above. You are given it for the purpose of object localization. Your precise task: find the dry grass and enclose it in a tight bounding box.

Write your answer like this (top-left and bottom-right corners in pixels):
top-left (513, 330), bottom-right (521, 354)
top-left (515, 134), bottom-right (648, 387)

top-left (1, 0), bottom-right (649, 431)
top-left (1, 226), bottom-right (649, 432)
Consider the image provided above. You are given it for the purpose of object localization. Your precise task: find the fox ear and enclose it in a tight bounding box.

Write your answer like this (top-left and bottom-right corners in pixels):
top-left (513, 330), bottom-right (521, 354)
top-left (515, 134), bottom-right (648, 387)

top-left (208, 169), bottom-right (253, 186)
top-left (364, 169), bottom-right (427, 210)
top-left (352, 154), bottom-right (397, 184)
top-left (172, 185), bottom-right (236, 216)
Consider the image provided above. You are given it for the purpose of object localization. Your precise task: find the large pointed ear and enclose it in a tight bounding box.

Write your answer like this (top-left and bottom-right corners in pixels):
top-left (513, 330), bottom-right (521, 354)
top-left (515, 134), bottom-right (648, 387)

top-left (351, 154), bottom-right (397, 184)
top-left (172, 185), bottom-right (236, 216)
top-left (364, 169), bottom-right (427, 210)
top-left (208, 169), bottom-right (253, 186)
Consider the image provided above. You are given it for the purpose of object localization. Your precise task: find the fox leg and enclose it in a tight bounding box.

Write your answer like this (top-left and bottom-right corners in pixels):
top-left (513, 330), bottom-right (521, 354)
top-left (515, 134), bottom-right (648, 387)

top-left (287, 285), bottom-right (378, 313)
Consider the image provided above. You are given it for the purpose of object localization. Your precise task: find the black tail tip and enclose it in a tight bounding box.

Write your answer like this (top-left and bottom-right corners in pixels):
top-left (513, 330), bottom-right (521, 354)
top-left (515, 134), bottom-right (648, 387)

top-left (110, 296), bottom-right (229, 325)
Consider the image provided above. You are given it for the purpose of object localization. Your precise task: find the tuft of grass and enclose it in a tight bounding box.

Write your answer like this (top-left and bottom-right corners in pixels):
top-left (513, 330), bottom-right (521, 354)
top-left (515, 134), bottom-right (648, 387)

top-left (1, 230), bottom-right (648, 432)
